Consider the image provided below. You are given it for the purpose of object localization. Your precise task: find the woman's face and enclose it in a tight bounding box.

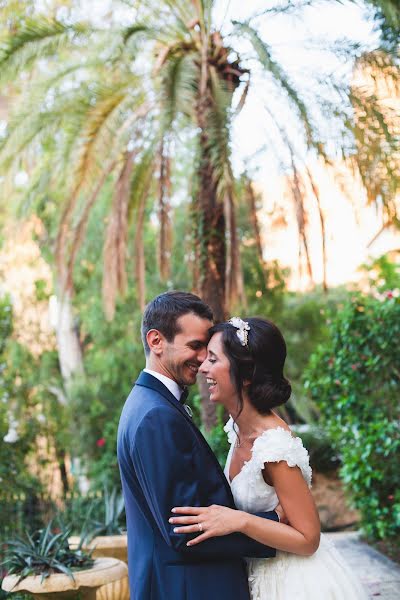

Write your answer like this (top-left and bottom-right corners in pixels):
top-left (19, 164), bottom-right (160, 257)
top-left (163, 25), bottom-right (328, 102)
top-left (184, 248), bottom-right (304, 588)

top-left (199, 332), bottom-right (239, 408)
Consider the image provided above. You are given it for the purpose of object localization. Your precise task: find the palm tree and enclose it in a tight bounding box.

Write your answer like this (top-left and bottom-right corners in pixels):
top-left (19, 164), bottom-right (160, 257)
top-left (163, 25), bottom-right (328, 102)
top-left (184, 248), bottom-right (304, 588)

top-left (1, 0), bottom-right (397, 426)
top-left (364, 0), bottom-right (400, 49)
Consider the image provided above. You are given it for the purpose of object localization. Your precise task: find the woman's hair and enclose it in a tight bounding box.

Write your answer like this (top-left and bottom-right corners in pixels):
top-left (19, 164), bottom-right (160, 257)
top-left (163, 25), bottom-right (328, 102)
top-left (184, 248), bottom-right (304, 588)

top-left (209, 317), bottom-right (291, 415)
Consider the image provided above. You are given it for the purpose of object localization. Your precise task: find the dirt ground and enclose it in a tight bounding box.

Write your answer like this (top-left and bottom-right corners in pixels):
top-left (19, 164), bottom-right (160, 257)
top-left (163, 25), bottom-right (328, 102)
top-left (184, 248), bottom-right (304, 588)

top-left (311, 470), bottom-right (360, 532)
top-left (311, 471), bottom-right (400, 566)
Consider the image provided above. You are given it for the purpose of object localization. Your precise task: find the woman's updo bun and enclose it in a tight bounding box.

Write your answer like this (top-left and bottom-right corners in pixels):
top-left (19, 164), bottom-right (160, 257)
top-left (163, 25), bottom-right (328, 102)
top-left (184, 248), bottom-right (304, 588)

top-left (209, 317), bottom-right (291, 414)
top-left (249, 374), bottom-right (292, 414)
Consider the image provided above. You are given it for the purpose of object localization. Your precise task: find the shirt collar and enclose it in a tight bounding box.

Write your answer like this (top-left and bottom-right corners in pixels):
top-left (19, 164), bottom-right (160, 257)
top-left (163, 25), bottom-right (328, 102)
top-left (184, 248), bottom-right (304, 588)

top-left (143, 368), bottom-right (183, 401)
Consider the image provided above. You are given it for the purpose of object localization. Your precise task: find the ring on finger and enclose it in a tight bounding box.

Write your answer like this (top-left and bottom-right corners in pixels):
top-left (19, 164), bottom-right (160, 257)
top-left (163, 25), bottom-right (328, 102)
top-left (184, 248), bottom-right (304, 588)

top-left (197, 522), bottom-right (203, 533)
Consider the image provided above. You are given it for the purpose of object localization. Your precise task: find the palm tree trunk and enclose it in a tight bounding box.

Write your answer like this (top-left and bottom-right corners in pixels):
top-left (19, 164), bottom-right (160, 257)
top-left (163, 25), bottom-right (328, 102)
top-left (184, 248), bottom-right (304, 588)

top-left (290, 152), bottom-right (314, 287)
top-left (306, 167), bottom-right (328, 292)
top-left (158, 138), bottom-right (172, 281)
top-left (135, 186), bottom-right (147, 312)
top-left (196, 56), bottom-right (225, 427)
top-left (196, 52), bottom-right (226, 323)
top-left (55, 445), bottom-right (69, 495)
top-left (246, 178), bottom-right (264, 268)
top-left (198, 148), bottom-right (226, 323)
top-left (52, 288), bottom-right (84, 383)
top-left (224, 190), bottom-right (246, 309)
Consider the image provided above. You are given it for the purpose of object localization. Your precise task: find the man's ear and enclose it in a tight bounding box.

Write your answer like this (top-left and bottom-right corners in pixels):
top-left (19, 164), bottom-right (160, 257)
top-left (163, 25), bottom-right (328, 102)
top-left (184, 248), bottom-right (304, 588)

top-left (146, 329), bottom-right (164, 355)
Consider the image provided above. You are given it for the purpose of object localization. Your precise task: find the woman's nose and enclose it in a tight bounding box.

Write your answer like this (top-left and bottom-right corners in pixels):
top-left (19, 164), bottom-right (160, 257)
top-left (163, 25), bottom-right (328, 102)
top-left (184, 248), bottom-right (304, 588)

top-left (199, 359), bottom-right (208, 374)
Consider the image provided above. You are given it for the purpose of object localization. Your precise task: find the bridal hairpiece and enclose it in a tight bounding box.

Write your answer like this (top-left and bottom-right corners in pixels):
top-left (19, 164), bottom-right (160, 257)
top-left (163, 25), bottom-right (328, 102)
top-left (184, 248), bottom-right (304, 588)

top-left (228, 317), bottom-right (250, 346)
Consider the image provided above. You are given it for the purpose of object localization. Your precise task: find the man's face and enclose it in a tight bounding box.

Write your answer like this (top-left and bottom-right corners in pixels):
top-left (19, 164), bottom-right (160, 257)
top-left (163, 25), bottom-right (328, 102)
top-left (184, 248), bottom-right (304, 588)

top-left (160, 313), bottom-right (212, 387)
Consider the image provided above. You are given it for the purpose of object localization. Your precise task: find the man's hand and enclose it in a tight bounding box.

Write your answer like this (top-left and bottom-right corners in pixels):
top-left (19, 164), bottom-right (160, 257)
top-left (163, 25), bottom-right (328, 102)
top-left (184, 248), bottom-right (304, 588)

top-left (274, 503), bottom-right (289, 525)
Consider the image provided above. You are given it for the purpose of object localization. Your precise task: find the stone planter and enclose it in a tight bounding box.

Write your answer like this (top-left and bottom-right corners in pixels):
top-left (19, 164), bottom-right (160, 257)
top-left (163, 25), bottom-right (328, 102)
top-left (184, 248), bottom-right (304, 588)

top-left (69, 534), bottom-right (127, 563)
top-left (69, 535), bottom-right (129, 600)
top-left (1, 557), bottom-right (127, 600)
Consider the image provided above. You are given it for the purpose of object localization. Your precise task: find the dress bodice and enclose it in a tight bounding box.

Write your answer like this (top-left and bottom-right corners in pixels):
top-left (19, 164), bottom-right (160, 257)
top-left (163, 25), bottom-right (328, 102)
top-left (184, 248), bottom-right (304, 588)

top-left (223, 419), bottom-right (369, 600)
top-left (223, 417), bottom-right (312, 513)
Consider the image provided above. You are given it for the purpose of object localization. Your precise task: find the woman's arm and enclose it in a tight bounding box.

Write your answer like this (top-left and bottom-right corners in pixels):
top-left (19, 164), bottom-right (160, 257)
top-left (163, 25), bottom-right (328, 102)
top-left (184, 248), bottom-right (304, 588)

top-left (170, 461), bottom-right (320, 556)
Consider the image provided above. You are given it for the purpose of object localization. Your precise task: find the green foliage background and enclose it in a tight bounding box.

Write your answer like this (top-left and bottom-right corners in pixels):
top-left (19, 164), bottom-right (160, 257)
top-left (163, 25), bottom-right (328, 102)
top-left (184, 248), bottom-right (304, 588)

top-left (305, 293), bottom-right (400, 539)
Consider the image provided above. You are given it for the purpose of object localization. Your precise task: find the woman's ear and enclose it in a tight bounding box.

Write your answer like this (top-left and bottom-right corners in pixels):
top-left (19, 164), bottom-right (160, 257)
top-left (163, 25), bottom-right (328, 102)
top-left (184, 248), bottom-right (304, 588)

top-left (146, 329), bottom-right (164, 355)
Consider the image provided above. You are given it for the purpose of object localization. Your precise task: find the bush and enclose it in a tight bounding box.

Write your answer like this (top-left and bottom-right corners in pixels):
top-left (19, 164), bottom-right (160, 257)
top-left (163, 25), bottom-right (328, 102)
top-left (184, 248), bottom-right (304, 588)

top-left (304, 293), bottom-right (400, 539)
top-left (290, 425), bottom-right (340, 473)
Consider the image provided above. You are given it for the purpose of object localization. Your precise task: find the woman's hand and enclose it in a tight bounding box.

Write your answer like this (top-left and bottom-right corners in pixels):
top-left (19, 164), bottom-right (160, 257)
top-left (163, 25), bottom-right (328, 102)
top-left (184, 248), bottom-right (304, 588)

top-left (169, 505), bottom-right (246, 546)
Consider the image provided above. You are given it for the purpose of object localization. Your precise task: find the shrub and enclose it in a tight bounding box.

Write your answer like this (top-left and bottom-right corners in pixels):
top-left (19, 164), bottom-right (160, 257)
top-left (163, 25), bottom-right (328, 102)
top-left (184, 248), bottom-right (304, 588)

top-left (290, 425), bottom-right (340, 473)
top-left (304, 293), bottom-right (400, 539)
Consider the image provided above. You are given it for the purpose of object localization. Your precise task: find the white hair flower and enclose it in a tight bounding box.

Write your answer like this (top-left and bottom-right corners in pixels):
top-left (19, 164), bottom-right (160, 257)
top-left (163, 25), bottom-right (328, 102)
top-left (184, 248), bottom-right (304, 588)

top-left (228, 317), bottom-right (250, 346)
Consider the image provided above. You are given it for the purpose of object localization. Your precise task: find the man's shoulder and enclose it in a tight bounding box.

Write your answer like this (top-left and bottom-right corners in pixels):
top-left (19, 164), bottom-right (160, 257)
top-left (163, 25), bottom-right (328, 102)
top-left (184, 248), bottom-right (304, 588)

top-left (121, 378), bottom-right (181, 425)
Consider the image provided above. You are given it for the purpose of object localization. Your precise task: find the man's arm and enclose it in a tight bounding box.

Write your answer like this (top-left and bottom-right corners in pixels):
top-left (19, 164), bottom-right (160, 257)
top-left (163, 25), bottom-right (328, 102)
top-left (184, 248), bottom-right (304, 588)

top-left (131, 406), bottom-right (277, 558)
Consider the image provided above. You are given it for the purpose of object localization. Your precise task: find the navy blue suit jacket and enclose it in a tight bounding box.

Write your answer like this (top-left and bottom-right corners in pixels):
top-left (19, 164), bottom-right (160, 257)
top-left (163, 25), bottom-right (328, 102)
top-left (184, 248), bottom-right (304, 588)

top-left (117, 371), bottom-right (278, 599)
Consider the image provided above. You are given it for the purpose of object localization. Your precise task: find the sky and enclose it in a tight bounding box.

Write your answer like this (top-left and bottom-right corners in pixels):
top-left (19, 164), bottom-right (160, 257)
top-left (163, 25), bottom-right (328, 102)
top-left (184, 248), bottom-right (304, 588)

top-left (216, 0), bottom-right (378, 178)
top-left (26, 0), bottom-right (380, 183)
top-left (7, 0), bottom-right (394, 290)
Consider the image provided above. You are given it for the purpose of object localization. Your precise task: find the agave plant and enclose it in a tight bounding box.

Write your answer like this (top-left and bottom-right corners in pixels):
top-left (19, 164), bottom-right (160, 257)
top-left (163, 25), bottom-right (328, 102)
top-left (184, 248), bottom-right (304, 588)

top-left (1, 521), bottom-right (94, 585)
top-left (85, 487), bottom-right (126, 540)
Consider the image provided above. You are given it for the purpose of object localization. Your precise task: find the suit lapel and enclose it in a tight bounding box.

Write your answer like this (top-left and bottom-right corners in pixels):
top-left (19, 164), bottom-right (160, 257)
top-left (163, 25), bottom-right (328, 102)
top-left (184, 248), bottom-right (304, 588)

top-left (135, 371), bottom-right (235, 504)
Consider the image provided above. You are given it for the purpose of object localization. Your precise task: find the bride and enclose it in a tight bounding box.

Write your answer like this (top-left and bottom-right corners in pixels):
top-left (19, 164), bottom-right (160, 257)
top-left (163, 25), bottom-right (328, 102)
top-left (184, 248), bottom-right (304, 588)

top-left (170, 317), bottom-right (368, 599)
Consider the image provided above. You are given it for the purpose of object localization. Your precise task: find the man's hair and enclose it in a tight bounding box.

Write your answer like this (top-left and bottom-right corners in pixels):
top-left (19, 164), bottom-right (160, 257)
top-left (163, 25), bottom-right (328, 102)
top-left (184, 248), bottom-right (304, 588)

top-left (141, 291), bottom-right (213, 355)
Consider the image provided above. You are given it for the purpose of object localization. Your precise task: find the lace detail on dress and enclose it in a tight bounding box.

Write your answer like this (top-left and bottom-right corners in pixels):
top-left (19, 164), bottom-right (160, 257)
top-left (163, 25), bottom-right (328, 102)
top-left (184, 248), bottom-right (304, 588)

top-left (223, 420), bottom-right (368, 600)
top-left (223, 419), bottom-right (312, 489)
top-left (223, 416), bottom-right (237, 445)
top-left (251, 427), bottom-right (312, 488)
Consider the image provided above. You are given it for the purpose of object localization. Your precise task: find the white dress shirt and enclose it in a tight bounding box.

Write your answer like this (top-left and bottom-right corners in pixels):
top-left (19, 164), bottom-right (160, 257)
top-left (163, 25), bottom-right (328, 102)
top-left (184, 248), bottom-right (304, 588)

top-left (143, 368), bottom-right (183, 401)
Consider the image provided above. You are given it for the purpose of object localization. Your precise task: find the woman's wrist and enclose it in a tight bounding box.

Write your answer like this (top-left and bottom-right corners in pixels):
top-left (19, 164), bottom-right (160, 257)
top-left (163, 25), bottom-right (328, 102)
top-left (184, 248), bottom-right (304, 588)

top-left (236, 510), bottom-right (250, 534)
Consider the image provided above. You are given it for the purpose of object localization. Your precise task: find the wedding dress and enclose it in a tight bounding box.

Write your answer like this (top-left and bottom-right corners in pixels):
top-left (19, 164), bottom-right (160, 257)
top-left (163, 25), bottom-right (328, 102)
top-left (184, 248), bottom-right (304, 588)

top-left (224, 418), bottom-right (368, 600)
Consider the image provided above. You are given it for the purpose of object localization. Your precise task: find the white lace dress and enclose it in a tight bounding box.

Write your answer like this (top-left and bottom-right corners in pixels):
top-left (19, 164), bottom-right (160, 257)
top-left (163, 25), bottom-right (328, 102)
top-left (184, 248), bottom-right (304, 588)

top-left (224, 418), bottom-right (368, 600)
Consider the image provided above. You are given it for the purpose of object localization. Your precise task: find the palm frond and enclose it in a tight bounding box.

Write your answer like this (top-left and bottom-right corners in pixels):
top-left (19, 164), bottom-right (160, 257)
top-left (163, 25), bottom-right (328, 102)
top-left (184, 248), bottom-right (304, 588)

top-left (249, 0), bottom-right (314, 19)
top-left (130, 147), bottom-right (157, 311)
top-left (102, 151), bottom-right (136, 321)
top-left (66, 158), bottom-right (118, 291)
top-left (71, 81), bottom-right (132, 189)
top-left (364, 0), bottom-right (400, 48)
top-left (349, 58), bottom-right (400, 211)
top-left (234, 77), bottom-right (250, 116)
top-left (233, 20), bottom-right (325, 156)
top-left (208, 65), bottom-right (233, 201)
top-left (0, 17), bottom-right (90, 83)
top-left (54, 84), bottom-right (147, 287)
top-left (122, 23), bottom-right (154, 44)
top-left (160, 52), bottom-right (198, 126)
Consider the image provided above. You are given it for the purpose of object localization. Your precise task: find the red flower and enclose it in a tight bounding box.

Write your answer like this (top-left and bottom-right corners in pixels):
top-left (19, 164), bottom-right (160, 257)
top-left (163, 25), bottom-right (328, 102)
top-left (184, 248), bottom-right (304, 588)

top-left (386, 291), bottom-right (393, 299)
top-left (351, 364), bottom-right (357, 370)
top-left (388, 495), bottom-right (394, 501)
top-left (96, 437), bottom-right (106, 447)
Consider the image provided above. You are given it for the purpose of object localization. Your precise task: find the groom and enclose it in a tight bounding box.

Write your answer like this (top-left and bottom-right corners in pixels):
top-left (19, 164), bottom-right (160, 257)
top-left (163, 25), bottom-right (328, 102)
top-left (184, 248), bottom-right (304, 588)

top-left (117, 291), bottom-right (279, 600)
